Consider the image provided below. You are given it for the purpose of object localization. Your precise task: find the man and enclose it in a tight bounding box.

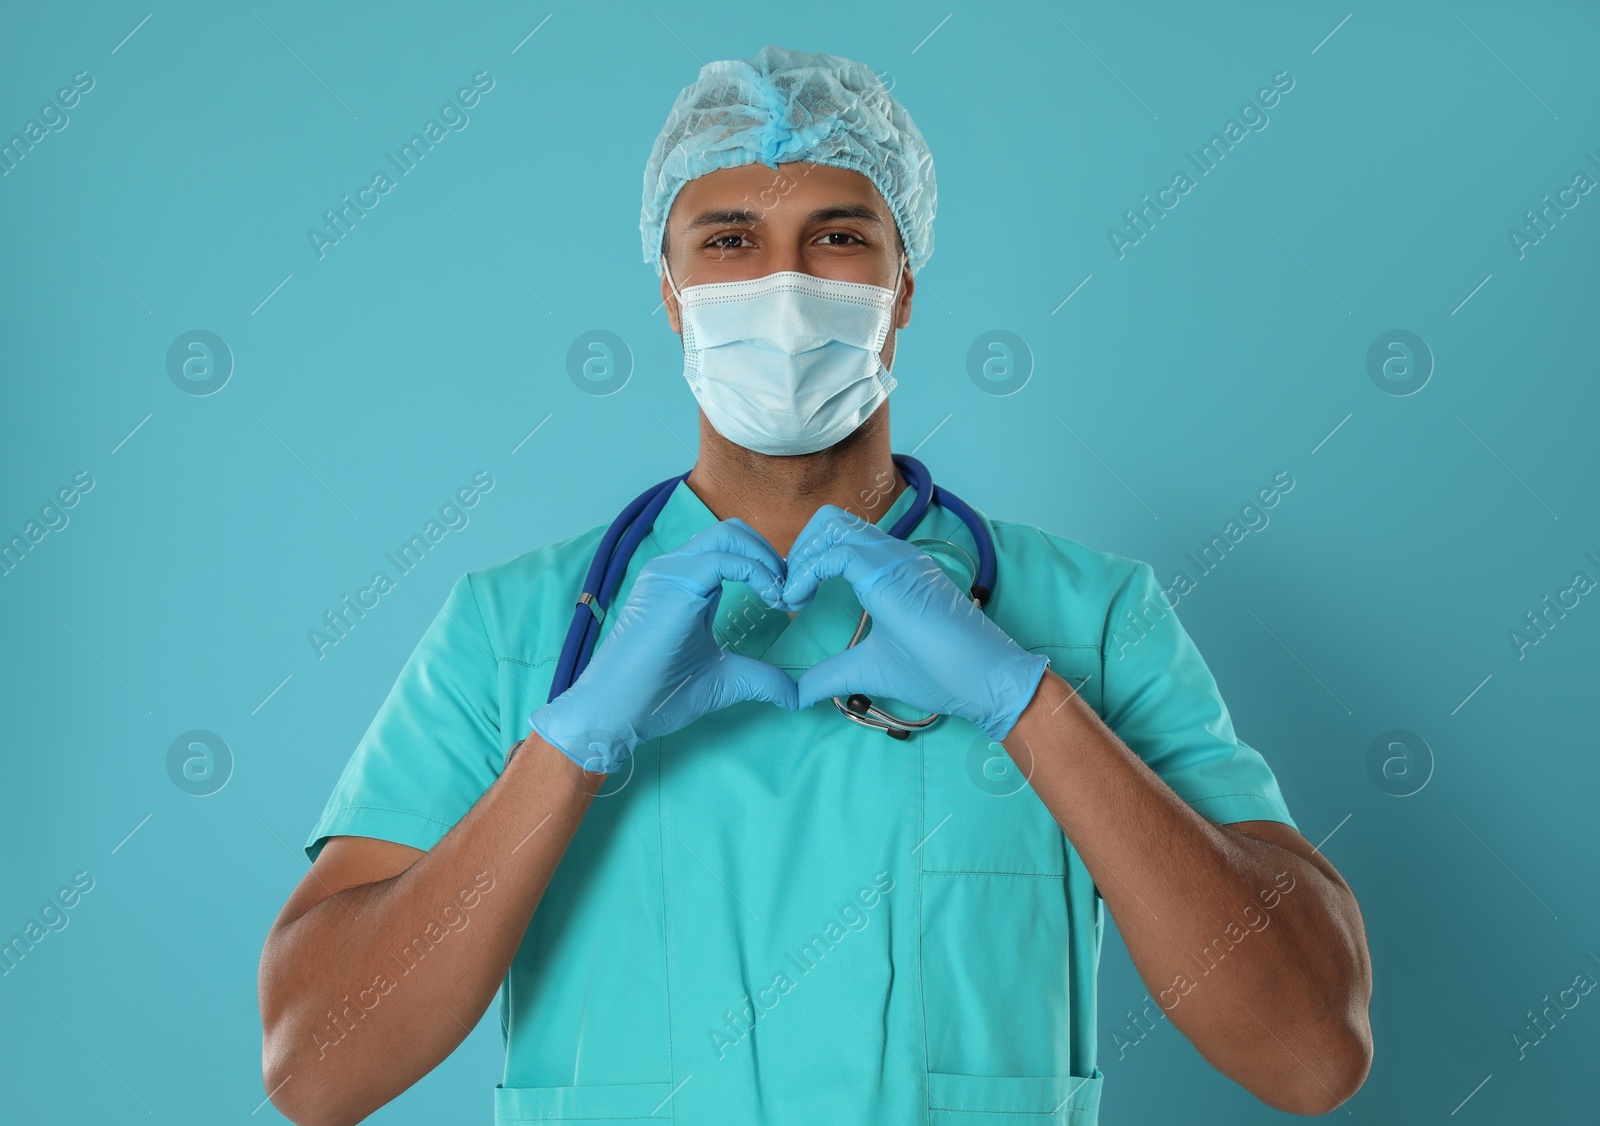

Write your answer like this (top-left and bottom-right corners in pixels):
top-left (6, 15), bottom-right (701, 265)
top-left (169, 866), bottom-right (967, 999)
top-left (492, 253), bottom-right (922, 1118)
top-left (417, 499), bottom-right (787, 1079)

top-left (259, 45), bottom-right (1372, 1125)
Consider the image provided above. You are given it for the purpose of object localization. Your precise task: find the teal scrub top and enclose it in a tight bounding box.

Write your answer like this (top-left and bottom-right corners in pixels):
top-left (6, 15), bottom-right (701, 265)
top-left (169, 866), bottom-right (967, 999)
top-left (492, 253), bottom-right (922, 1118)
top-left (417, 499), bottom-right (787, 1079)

top-left (304, 475), bottom-right (1298, 1126)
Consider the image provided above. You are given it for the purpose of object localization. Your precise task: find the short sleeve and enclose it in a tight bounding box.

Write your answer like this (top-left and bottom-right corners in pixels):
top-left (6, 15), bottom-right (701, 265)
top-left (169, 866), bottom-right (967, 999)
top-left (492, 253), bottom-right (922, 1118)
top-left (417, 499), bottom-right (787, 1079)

top-left (303, 572), bottom-right (505, 862)
top-left (1100, 561), bottom-right (1298, 831)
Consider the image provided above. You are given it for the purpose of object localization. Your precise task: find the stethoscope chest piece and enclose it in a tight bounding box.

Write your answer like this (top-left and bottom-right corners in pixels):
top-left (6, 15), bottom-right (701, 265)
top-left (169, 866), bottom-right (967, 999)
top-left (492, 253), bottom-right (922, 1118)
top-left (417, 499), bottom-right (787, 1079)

top-left (828, 536), bottom-right (982, 741)
top-left (837, 689), bottom-right (918, 740)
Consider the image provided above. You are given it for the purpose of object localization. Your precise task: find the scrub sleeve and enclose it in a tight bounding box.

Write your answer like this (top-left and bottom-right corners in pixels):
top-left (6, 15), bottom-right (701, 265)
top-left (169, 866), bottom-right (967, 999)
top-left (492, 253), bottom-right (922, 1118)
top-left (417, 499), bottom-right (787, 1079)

top-left (303, 573), bottom-right (505, 863)
top-left (1099, 560), bottom-right (1298, 831)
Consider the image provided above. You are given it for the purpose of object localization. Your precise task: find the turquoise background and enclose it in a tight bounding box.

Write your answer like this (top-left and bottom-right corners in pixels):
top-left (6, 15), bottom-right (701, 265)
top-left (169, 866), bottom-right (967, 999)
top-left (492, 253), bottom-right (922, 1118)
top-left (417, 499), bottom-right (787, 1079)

top-left (2, 0), bottom-right (1597, 1121)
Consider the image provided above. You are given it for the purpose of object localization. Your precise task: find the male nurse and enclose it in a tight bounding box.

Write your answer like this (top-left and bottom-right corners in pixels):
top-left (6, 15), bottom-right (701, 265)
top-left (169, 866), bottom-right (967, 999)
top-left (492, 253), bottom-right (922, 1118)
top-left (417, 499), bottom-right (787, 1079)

top-left (259, 45), bottom-right (1372, 1126)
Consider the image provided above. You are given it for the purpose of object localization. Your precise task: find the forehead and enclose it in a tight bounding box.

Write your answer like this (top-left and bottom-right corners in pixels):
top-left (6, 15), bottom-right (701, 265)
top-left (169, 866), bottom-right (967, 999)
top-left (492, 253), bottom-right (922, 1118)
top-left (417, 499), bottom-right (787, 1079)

top-left (667, 161), bottom-right (890, 231)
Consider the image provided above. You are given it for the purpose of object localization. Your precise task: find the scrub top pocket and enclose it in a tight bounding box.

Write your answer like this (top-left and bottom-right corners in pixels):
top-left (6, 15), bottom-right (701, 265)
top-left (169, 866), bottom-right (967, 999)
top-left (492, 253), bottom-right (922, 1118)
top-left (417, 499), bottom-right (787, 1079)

top-left (915, 649), bottom-right (1098, 880)
top-left (917, 701), bottom-right (1070, 879)
top-left (492, 1079), bottom-right (675, 1124)
top-left (927, 1069), bottom-right (1104, 1124)
top-left (920, 871), bottom-right (1078, 1077)
top-left (916, 679), bottom-right (1097, 1090)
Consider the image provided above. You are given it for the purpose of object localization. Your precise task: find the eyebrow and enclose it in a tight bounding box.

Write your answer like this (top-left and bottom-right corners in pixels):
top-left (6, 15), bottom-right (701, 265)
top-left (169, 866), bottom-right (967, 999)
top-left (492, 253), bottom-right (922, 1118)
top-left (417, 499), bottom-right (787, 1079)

top-left (682, 204), bottom-right (887, 233)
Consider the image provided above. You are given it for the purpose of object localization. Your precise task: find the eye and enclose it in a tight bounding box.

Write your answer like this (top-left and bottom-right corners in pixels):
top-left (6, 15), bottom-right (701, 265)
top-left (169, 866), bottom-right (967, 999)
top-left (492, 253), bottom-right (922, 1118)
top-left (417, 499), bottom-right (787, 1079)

top-left (704, 233), bottom-right (753, 250)
top-left (818, 231), bottom-right (868, 247)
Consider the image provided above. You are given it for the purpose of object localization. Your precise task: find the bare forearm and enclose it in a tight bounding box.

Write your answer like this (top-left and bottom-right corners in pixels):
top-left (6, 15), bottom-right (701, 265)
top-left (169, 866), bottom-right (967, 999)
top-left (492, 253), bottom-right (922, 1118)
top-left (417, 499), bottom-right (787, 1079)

top-left (260, 734), bottom-right (599, 1126)
top-left (1002, 670), bottom-right (1371, 1113)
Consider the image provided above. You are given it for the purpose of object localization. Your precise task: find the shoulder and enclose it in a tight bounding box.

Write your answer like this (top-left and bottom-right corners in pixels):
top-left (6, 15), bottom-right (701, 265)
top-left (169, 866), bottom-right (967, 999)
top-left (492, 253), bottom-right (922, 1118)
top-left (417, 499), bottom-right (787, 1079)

top-left (454, 520), bottom-right (610, 659)
top-left (468, 520), bottom-right (608, 593)
top-left (958, 512), bottom-right (1155, 705)
top-left (985, 518), bottom-right (1152, 614)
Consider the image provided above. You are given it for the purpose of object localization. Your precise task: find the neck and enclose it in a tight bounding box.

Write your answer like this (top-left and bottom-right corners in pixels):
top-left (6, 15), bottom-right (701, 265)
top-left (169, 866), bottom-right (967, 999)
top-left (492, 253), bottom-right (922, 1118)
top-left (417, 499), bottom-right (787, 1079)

top-left (684, 403), bottom-right (906, 559)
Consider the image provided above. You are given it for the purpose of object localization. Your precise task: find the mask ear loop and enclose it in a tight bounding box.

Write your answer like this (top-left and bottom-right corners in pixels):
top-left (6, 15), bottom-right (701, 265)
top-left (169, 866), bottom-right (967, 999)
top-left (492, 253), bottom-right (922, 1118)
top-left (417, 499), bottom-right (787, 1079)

top-left (662, 255), bottom-right (692, 356)
top-left (661, 254), bottom-right (683, 303)
top-left (880, 250), bottom-right (908, 375)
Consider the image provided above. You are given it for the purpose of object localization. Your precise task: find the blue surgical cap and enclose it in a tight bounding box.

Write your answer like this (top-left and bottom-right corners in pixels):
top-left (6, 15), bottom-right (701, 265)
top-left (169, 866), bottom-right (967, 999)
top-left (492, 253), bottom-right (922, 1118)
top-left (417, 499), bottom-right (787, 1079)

top-left (640, 44), bottom-right (937, 278)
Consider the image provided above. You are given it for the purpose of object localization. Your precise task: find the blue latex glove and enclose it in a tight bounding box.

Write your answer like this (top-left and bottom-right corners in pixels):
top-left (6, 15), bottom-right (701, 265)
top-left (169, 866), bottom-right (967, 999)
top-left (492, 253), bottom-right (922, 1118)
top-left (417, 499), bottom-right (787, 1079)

top-left (782, 505), bottom-right (1049, 741)
top-left (529, 518), bottom-right (798, 773)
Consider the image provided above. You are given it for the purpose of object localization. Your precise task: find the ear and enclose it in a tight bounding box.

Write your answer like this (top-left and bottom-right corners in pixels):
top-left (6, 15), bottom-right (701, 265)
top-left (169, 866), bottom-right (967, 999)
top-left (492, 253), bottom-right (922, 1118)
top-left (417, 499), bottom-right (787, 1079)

top-left (895, 263), bottom-right (914, 330)
top-left (661, 269), bottom-right (682, 335)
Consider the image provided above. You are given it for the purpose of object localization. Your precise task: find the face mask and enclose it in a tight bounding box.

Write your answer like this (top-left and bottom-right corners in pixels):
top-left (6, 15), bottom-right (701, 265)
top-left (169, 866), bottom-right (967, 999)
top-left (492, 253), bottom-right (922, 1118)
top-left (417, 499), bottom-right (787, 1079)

top-left (662, 252), bottom-right (907, 456)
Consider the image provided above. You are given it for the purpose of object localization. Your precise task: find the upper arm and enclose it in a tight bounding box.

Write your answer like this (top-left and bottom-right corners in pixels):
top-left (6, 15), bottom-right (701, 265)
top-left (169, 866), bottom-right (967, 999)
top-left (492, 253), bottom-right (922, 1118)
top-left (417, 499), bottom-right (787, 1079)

top-left (270, 835), bottom-right (425, 935)
top-left (1223, 818), bottom-right (1350, 895)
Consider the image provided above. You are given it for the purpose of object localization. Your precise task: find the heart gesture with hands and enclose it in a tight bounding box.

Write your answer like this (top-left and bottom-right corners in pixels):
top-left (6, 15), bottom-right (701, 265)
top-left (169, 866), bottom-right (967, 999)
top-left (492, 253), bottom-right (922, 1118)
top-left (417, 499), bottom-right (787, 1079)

top-left (528, 505), bottom-right (1049, 776)
top-left (782, 504), bottom-right (1049, 742)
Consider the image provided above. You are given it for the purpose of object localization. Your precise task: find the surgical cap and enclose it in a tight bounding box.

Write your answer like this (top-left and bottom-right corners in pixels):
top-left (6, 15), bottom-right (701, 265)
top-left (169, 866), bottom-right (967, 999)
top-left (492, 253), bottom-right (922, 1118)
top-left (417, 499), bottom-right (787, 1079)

top-left (640, 44), bottom-right (937, 278)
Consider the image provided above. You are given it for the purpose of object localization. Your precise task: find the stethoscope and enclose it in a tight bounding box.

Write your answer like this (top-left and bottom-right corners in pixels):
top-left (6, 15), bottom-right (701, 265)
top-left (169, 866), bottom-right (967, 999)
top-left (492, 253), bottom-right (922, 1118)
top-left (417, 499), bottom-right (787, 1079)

top-left (549, 453), bottom-right (997, 740)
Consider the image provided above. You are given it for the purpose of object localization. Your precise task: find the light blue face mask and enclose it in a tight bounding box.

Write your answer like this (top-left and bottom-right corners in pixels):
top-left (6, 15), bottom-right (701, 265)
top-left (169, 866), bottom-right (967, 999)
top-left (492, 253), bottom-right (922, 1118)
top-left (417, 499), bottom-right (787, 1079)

top-left (662, 253), bottom-right (907, 457)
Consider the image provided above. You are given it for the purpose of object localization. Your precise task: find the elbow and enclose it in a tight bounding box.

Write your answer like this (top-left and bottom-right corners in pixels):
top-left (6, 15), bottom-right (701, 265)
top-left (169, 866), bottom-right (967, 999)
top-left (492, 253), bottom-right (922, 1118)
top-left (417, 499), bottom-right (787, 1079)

top-left (260, 1051), bottom-right (360, 1126)
top-left (260, 949), bottom-right (308, 1124)
top-left (1279, 918), bottom-right (1374, 1114)
top-left (1272, 1018), bottom-right (1373, 1116)
top-left (262, 984), bottom-right (400, 1126)
top-left (261, 1017), bottom-right (328, 1126)
top-left (261, 1038), bottom-right (312, 1126)
top-left (261, 1006), bottom-right (374, 1126)
top-left (260, 1051), bottom-right (304, 1125)
top-left (259, 958), bottom-right (351, 1126)
top-left (1326, 1020), bottom-right (1375, 1111)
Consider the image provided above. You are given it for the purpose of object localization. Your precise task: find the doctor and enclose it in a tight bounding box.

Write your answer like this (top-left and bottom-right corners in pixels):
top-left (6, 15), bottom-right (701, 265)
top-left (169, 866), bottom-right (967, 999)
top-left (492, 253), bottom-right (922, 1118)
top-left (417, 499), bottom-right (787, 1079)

top-left (260, 45), bottom-right (1372, 1126)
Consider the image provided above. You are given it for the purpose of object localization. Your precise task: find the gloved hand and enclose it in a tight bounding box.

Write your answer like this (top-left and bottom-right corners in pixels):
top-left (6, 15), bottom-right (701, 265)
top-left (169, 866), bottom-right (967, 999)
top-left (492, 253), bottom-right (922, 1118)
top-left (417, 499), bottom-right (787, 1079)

top-left (782, 505), bottom-right (1049, 741)
top-left (529, 518), bottom-right (798, 773)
